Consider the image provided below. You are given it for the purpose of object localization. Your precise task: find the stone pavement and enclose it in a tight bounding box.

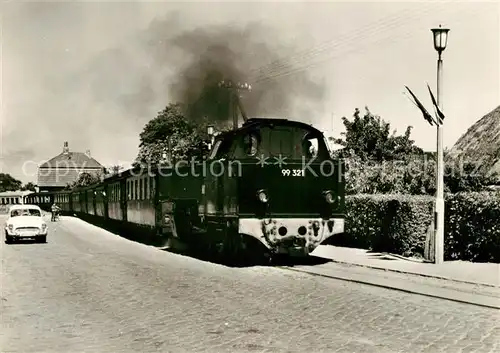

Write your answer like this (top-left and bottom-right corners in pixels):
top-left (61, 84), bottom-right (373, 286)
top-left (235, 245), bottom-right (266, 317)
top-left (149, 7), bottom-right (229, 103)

top-left (311, 246), bottom-right (500, 287)
top-left (2, 215), bottom-right (499, 353)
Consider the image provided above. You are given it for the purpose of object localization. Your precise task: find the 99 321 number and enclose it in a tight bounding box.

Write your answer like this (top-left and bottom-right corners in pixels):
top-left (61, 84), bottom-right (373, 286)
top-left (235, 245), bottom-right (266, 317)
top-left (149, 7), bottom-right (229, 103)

top-left (281, 169), bottom-right (305, 177)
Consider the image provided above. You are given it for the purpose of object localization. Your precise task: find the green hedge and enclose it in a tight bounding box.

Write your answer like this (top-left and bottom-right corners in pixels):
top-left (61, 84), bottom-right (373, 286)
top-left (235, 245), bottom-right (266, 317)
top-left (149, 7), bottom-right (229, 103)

top-left (327, 192), bottom-right (500, 262)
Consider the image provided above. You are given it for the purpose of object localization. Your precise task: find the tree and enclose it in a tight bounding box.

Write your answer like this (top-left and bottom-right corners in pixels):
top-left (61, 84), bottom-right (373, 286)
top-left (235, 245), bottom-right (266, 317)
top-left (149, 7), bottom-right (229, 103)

top-left (21, 182), bottom-right (36, 192)
top-left (135, 103), bottom-right (222, 166)
top-left (333, 107), bottom-right (423, 161)
top-left (105, 165), bottom-right (124, 176)
top-left (65, 172), bottom-right (102, 189)
top-left (0, 173), bottom-right (22, 192)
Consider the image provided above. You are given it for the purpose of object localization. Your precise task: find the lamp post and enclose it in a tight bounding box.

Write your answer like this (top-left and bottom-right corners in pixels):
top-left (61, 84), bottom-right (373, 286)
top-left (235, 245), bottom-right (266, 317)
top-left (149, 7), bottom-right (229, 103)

top-left (431, 24), bottom-right (449, 264)
top-left (207, 124), bottom-right (214, 150)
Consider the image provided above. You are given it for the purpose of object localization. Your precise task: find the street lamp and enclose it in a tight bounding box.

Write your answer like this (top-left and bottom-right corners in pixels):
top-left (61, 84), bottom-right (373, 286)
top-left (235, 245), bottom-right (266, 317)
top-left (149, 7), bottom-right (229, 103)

top-left (207, 124), bottom-right (215, 151)
top-left (431, 24), bottom-right (449, 264)
top-left (207, 125), bottom-right (214, 137)
top-left (431, 25), bottom-right (449, 55)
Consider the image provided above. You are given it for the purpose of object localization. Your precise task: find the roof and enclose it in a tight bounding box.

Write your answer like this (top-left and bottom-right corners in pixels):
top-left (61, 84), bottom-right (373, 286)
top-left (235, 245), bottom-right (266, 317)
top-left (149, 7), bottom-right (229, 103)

top-left (0, 190), bottom-right (34, 197)
top-left (243, 118), bottom-right (316, 131)
top-left (9, 204), bottom-right (41, 210)
top-left (39, 152), bottom-right (103, 169)
top-left (449, 105), bottom-right (500, 180)
top-left (213, 117), bottom-right (322, 140)
top-left (37, 168), bottom-right (103, 187)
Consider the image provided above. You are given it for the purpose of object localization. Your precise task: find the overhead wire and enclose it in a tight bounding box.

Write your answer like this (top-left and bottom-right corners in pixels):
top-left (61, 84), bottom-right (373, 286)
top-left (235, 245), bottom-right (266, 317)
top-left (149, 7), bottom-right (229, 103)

top-left (248, 3), bottom-right (444, 81)
top-left (245, 1), bottom-right (477, 85)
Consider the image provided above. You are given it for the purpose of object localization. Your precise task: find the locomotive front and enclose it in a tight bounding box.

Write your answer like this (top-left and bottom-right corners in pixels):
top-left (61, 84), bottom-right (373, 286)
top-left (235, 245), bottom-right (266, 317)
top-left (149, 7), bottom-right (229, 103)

top-left (205, 118), bottom-right (345, 257)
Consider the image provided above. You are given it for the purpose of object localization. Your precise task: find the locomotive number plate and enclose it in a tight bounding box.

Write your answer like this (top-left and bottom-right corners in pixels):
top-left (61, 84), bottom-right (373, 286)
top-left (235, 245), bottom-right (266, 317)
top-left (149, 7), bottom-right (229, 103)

top-left (281, 169), bottom-right (305, 177)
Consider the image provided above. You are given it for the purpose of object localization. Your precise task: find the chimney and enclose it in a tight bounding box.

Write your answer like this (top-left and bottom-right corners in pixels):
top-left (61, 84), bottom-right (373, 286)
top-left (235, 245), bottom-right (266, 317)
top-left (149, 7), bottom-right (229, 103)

top-left (85, 149), bottom-right (91, 158)
top-left (63, 141), bottom-right (69, 155)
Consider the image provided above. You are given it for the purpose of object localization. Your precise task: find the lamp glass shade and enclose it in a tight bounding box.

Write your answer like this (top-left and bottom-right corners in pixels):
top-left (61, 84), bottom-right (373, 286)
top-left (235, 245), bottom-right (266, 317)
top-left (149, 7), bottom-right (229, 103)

top-left (431, 26), bottom-right (449, 52)
top-left (207, 125), bottom-right (214, 136)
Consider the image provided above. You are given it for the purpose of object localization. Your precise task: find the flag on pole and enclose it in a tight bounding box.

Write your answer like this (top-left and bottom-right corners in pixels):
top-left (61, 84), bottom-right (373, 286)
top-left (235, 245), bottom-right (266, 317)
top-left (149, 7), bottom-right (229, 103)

top-left (427, 84), bottom-right (445, 124)
top-left (404, 86), bottom-right (437, 126)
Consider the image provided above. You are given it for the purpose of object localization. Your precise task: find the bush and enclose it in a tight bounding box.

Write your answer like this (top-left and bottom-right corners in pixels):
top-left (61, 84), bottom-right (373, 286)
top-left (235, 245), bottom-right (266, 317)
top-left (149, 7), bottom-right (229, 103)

top-left (445, 192), bottom-right (500, 262)
top-left (342, 154), bottom-right (498, 196)
top-left (328, 191), bottom-right (500, 262)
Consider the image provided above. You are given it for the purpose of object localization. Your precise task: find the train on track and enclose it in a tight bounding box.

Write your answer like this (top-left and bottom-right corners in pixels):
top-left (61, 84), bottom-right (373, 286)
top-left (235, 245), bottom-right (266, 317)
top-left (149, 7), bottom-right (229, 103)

top-left (26, 117), bottom-right (345, 261)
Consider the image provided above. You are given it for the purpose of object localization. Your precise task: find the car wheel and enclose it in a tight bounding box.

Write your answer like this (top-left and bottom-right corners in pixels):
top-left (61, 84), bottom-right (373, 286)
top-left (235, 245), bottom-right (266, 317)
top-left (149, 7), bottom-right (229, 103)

top-left (5, 235), bottom-right (14, 244)
top-left (37, 236), bottom-right (47, 243)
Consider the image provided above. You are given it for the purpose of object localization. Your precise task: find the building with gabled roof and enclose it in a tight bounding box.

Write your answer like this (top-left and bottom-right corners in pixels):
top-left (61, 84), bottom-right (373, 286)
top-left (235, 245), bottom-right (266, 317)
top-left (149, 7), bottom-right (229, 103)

top-left (37, 142), bottom-right (105, 192)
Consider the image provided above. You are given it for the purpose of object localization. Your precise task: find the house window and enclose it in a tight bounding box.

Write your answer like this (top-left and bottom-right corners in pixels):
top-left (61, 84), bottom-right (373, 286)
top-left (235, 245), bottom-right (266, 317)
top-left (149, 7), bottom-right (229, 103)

top-left (146, 178), bottom-right (149, 199)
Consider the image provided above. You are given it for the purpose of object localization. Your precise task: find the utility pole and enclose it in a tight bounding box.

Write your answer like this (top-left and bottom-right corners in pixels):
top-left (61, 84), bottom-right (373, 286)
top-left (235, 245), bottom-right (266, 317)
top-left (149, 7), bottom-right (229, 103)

top-left (331, 112), bottom-right (334, 139)
top-left (218, 80), bottom-right (252, 130)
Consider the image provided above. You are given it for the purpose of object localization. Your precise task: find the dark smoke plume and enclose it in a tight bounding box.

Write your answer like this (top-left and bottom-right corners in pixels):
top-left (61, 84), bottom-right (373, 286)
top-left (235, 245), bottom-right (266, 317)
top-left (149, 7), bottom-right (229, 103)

top-left (145, 16), bottom-right (326, 124)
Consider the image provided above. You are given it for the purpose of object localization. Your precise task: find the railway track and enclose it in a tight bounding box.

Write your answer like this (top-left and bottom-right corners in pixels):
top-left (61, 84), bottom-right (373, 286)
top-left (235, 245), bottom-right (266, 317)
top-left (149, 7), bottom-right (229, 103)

top-left (276, 259), bottom-right (500, 310)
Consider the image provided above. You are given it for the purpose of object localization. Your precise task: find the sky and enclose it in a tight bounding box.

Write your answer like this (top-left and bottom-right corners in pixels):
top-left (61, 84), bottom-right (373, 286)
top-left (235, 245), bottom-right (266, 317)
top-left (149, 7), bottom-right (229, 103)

top-left (1, 0), bottom-right (499, 184)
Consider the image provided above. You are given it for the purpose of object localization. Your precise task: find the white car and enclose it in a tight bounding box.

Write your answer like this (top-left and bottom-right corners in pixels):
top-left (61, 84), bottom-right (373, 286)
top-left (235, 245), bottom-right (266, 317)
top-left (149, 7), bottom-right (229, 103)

top-left (4, 205), bottom-right (48, 244)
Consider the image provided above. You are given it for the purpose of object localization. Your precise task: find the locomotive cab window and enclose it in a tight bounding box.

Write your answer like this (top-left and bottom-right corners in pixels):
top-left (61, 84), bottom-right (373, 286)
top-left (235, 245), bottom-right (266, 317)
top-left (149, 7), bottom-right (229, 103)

top-left (302, 133), bottom-right (320, 160)
top-left (243, 132), bottom-right (260, 157)
top-left (249, 123), bottom-right (329, 161)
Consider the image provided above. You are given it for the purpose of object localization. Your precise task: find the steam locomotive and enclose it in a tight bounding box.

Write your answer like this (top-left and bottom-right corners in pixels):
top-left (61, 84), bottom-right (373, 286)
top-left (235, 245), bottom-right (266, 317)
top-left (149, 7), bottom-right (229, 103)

top-left (26, 117), bottom-right (345, 261)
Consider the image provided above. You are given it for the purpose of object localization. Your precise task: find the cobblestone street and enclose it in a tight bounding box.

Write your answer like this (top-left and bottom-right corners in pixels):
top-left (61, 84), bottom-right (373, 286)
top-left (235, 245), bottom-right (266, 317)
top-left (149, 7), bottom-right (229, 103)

top-left (1, 216), bottom-right (499, 353)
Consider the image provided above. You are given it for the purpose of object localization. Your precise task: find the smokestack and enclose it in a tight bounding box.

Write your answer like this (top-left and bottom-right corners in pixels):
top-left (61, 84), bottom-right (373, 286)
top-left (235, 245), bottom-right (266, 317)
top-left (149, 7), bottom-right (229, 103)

top-left (85, 149), bottom-right (91, 158)
top-left (63, 142), bottom-right (69, 155)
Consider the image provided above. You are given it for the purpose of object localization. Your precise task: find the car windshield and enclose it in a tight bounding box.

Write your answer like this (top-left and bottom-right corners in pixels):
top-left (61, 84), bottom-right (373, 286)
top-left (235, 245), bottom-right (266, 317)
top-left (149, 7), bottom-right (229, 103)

top-left (10, 209), bottom-right (41, 217)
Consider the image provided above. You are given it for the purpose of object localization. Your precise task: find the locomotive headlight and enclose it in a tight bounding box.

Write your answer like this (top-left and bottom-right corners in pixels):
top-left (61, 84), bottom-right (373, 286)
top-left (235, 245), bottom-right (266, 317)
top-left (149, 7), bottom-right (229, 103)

top-left (323, 190), bottom-right (335, 204)
top-left (257, 189), bottom-right (269, 203)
